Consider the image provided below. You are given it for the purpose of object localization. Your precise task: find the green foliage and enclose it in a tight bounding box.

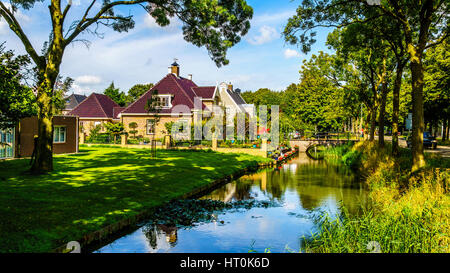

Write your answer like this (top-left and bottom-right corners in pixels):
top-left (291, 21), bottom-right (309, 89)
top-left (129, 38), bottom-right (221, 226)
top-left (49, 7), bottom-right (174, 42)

top-left (127, 83), bottom-right (153, 103)
top-left (0, 146), bottom-right (270, 252)
top-left (104, 82), bottom-right (127, 107)
top-left (128, 122), bottom-right (138, 138)
top-left (424, 40), bottom-right (450, 127)
top-left (104, 122), bottom-right (125, 143)
top-left (307, 142), bottom-right (450, 253)
top-left (0, 44), bottom-right (36, 128)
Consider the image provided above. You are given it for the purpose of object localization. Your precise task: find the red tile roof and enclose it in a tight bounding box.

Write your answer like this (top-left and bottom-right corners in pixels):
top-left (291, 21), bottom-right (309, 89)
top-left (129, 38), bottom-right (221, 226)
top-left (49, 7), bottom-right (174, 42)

top-left (68, 93), bottom-right (119, 119)
top-left (113, 107), bottom-right (126, 119)
top-left (121, 73), bottom-right (206, 115)
top-left (192, 86), bottom-right (216, 99)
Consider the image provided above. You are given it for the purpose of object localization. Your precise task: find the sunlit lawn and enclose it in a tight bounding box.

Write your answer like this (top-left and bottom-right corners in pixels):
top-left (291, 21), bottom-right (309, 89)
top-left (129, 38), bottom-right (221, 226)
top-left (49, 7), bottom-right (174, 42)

top-left (0, 146), bottom-right (271, 253)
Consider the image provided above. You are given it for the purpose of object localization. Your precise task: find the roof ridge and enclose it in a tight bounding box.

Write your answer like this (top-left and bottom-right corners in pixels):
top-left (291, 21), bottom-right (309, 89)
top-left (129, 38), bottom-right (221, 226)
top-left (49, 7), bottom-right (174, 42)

top-left (122, 74), bottom-right (170, 114)
top-left (69, 92), bottom-right (94, 114)
top-left (93, 93), bottom-right (109, 118)
top-left (170, 74), bottom-right (195, 106)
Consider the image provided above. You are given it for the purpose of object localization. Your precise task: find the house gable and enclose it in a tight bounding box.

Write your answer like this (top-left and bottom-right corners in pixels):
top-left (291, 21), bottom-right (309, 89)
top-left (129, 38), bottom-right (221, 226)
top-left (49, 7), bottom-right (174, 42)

top-left (121, 73), bottom-right (206, 115)
top-left (68, 93), bottom-right (119, 119)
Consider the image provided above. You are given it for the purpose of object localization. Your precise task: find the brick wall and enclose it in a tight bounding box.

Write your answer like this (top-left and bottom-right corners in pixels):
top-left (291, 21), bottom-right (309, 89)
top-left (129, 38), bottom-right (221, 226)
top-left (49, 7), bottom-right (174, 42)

top-left (121, 115), bottom-right (193, 139)
top-left (15, 115), bottom-right (78, 157)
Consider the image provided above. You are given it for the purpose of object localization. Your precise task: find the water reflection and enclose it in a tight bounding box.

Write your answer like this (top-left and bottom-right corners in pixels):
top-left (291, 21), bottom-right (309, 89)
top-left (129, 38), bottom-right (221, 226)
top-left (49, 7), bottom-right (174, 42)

top-left (96, 154), bottom-right (367, 253)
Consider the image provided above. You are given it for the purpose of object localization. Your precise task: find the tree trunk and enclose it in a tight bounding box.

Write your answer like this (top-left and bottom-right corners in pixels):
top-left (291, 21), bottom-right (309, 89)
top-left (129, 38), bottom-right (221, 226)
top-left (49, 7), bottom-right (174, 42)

top-left (31, 85), bottom-right (55, 173)
top-left (30, 34), bottom-right (64, 173)
top-left (442, 120), bottom-right (447, 141)
top-left (369, 107), bottom-right (376, 142)
top-left (392, 61), bottom-right (405, 156)
top-left (378, 81), bottom-right (388, 147)
top-left (410, 59), bottom-right (426, 171)
top-left (446, 118), bottom-right (449, 141)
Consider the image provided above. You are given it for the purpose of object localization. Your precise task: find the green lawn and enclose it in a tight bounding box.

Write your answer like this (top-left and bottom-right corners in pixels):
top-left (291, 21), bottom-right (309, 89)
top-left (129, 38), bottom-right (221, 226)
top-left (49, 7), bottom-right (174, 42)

top-left (0, 146), bottom-right (271, 253)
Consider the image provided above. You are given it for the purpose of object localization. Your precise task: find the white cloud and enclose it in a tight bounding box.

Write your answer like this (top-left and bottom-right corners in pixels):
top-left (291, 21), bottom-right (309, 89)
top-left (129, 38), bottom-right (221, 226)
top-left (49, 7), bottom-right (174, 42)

top-left (0, 20), bottom-right (7, 35)
top-left (1, 2), bottom-right (31, 23)
top-left (247, 25), bottom-right (278, 45)
top-left (75, 75), bottom-right (102, 85)
top-left (284, 48), bottom-right (300, 59)
top-left (143, 14), bottom-right (181, 30)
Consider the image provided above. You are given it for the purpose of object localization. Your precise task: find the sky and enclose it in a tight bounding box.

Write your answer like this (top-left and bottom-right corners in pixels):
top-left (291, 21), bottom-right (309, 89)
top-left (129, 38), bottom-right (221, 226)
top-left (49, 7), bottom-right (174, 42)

top-left (0, 0), bottom-right (334, 95)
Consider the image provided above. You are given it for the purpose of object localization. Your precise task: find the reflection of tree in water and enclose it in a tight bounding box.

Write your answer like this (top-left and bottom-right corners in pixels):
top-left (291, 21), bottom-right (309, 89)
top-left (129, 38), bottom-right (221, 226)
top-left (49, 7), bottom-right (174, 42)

top-left (202, 155), bottom-right (367, 217)
top-left (244, 156), bottom-right (367, 215)
top-left (142, 224), bottom-right (179, 250)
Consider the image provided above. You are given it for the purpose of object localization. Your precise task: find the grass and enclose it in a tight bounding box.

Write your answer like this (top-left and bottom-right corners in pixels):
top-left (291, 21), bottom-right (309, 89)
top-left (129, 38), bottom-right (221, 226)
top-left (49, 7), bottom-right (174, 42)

top-left (304, 141), bottom-right (450, 253)
top-left (0, 146), bottom-right (271, 253)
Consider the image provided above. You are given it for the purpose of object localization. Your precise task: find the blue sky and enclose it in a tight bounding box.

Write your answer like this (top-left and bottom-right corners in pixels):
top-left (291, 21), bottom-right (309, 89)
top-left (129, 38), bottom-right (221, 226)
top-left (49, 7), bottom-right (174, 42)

top-left (0, 0), bottom-right (334, 95)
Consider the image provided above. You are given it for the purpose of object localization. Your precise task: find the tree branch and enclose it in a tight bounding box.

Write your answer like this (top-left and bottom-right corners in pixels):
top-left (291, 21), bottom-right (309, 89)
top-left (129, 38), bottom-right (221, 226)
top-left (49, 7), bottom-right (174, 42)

top-left (64, 0), bottom-right (148, 46)
top-left (0, 2), bottom-right (44, 67)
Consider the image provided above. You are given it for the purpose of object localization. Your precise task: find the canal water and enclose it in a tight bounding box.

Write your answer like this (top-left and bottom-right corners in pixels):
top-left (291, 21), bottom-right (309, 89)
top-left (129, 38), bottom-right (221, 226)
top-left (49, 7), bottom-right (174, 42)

top-left (95, 154), bottom-right (367, 253)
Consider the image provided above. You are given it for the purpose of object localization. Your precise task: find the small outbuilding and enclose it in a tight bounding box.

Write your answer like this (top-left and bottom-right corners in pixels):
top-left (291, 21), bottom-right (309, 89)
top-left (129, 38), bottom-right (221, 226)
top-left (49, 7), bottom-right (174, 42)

top-left (0, 115), bottom-right (79, 159)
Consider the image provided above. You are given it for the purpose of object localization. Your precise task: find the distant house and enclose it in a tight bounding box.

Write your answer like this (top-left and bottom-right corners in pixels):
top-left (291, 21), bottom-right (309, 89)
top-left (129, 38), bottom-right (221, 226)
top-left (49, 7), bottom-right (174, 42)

top-left (62, 94), bottom-right (87, 115)
top-left (118, 61), bottom-right (255, 140)
top-left (119, 61), bottom-right (209, 139)
top-left (68, 93), bottom-right (124, 135)
top-left (0, 116), bottom-right (79, 159)
top-left (215, 82), bottom-right (255, 117)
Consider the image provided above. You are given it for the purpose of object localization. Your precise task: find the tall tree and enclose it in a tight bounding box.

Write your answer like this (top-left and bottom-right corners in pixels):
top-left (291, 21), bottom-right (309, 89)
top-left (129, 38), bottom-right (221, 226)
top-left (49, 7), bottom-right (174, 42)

top-left (104, 82), bottom-right (127, 106)
top-left (283, 0), bottom-right (449, 171)
top-left (0, 43), bottom-right (36, 128)
top-left (0, 0), bottom-right (253, 173)
top-left (127, 83), bottom-right (154, 103)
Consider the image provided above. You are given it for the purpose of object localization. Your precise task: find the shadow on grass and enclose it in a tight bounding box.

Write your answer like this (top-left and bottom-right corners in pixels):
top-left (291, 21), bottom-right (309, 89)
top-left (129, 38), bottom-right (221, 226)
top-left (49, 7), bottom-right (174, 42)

top-left (0, 147), bottom-right (265, 253)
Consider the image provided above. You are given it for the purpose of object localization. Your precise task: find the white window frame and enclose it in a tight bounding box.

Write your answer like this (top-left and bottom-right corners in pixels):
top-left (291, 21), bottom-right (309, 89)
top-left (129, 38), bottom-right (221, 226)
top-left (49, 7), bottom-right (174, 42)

top-left (157, 95), bottom-right (172, 109)
top-left (146, 119), bottom-right (155, 135)
top-left (53, 126), bottom-right (66, 143)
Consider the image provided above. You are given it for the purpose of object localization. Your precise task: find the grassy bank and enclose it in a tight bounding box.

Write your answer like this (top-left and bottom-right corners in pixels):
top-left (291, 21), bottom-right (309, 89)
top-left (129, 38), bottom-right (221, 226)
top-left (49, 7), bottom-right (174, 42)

top-left (303, 142), bottom-right (449, 253)
top-left (0, 146), bottom-right (271, 253)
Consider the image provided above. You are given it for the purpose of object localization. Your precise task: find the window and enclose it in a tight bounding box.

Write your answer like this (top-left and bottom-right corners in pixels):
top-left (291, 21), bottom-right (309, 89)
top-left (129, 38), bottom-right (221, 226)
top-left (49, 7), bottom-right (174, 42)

top-left (157, 95), bottom-right (171, 108)
top-left (146, 119), bottom-right (155, 135)
top-left (94, 121), bottom-right (101, 127)
top-left (0, 129), bottom-right (14, 159)
top-left (54, 126), bottom-right (66, 143)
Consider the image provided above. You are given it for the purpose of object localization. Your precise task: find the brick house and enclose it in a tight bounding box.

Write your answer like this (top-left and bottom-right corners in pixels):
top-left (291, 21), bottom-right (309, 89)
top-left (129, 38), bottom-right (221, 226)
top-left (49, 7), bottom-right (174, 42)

top-left (118, 61), bottom-right (255, 140)
top-left (0, 115), bottom-right (78, 159)
top-left (119, 62), bottom-right (209, 140)
top-left (62, 93), bottom-right (87, 115)
top-left (68, 93), bottom-right (124, 136)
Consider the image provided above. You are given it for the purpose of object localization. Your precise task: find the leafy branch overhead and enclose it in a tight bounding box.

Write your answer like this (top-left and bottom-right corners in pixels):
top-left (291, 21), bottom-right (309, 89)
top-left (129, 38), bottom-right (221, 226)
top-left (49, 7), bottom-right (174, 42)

top-left (2, 0), bottom-right (253, 67)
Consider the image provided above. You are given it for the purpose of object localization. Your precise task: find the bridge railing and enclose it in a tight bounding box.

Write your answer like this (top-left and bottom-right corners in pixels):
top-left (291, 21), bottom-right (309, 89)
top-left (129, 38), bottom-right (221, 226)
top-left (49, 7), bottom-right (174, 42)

top-left (290, 131), bottom-right (361, 141)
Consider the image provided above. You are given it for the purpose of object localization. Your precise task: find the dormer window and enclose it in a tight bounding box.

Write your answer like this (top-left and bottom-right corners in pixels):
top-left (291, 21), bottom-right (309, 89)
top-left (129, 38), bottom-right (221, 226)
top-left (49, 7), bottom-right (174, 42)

top-left (157, 95), bottom-right (172, 108)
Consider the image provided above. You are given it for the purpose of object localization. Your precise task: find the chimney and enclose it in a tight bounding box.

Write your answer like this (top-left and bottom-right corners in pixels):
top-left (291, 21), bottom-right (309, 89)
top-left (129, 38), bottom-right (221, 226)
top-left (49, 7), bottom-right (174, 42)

top-left (171, 59), bottom-right (179, 77)
top-left (227, 82), bottom-right (233, 91)
top-left (188, 74), bottom-right (192, 81)
top-left (235, 88), bottom-right (241, 94)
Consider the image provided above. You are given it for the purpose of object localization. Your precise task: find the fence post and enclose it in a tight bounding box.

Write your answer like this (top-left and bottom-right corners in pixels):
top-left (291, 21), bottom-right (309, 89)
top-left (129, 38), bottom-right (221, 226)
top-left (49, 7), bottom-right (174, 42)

top-left (79, 132), bottom-right (85, 144)
top-left (212, 137), bottom-right (218, 150)
top-left (121, 134), bottom-right (127, 146)
top-left (164, 134), bottom-right (171, 149)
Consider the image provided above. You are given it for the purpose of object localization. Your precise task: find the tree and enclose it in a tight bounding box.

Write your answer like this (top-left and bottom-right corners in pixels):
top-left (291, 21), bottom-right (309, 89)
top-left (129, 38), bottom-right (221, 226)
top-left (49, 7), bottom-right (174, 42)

top-left (0, 0), bottom-right (253, 173)
top-left (128, 121), bottom-right (138, 138)
top-left (53, 76), bottom-right (74, 114)
top-left (104, 82), bottom-right (127, 106)
top-left (0, 43), bottom-right (36, 128)
top-left (283, 0), bottom-right (449, 171)
top-left (104, 122), bottom-right (125, 144)
top-left (127, 83), bottom-right (153, 103)
top-left (424, 40), bottom-right (450, 139)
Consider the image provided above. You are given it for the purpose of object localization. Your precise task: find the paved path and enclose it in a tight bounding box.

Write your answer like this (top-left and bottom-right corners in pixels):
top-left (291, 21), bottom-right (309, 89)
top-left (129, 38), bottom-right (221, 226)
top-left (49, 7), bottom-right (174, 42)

top-left (380, 136), bottom-right (450, 158)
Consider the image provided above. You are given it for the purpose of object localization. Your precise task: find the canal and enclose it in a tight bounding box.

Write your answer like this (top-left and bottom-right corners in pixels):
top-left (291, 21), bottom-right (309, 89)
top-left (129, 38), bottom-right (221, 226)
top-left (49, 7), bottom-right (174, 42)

top-left (95, 154), bottom-right (368, 253)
